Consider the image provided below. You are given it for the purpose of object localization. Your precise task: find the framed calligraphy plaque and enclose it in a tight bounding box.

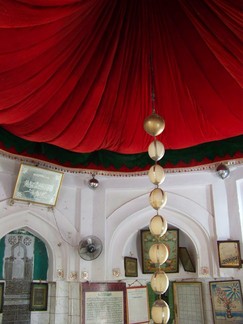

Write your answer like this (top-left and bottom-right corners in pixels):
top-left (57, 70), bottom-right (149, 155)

top-left (126, 286), bottom-right (150, 324)
top-left (30, 282), bottom-right (48, 311)
top-left (13, 164), bottom-right (63, 206)
top-left (217, 240), bottom-right (242, 268)
top-left (124, 257), bottom-right (138, 277)
top-left (81, 282), bottom-right (127, 324)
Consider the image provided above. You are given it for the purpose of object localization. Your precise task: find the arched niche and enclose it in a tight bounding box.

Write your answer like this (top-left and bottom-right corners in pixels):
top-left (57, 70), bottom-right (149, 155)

top-left (178, 229), bottom-right (197, 273)
top-left (121, 225), bottom-right (198, 279)
top-left (106, 191), bottom-right (218, 280)
top-left (0, 228), bottom-right (49, 281)
top-left (0, 208), bottom-right (67, 281)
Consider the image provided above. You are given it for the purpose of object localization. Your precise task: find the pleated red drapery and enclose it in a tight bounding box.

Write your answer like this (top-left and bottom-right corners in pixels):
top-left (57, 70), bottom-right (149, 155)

top-left (0, 0), bottom-right (242, 157)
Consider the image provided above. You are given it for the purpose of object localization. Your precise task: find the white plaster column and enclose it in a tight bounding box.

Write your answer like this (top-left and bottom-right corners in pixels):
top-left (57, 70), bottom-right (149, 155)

top-left (212, 181), bottom-right (230, 239)
top-left (49, 283), bottom-right (57, 324)
top-left (68, 282), bottom-right (80, 324)
top-left (54, 281), bottom-right (69, 324)
top-left (79, 187), bottom-right (94, 281)
top-left (91, 185), bottom-right (106, 281)
top-left (226, 168), bottom-right (243, 239)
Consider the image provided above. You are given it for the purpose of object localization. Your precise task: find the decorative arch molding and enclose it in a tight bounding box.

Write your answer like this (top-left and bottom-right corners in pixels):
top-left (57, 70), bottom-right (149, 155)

top-left (106, 191), bottom-right (218, 279)
top-left (0, 197), bottom-right (78, 243)
top-left (0, 208), bottom-right (68, 281)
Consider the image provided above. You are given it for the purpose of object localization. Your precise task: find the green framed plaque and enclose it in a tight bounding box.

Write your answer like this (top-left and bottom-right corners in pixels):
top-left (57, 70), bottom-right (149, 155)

top-left (140, 229), bottom-right (179, 273)
top-left (30, 282), bottom-right (48, 311)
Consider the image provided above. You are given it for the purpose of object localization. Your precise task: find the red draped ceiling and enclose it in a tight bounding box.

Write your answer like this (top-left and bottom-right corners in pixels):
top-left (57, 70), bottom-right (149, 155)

top-left (0, 0), bottom-right (242, 170)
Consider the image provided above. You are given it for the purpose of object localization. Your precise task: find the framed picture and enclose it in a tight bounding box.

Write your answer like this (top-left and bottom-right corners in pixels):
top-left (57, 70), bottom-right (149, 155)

top-left (81, 282), bottom-right (127, 324)
top-left (0, 282), bottom-right (4, 313)
top-left (140, 229), bottom-right (179, 273)
top-left (217, 240), bottom-right (242, 268)
top-left (30, 282), bottom-right (48, 311)
top-left (13, 164), bottom-right (63, 206)
top-left (126, 286), bottom-right (150, 324)
top-left (179, 247), bottom-right (196, 272)
top-left (209, 280), bottom-right (243, 323)
top-left (173, 282), bottom-right (205, 324)
top-left (124, 257), bottom-right (138, 277)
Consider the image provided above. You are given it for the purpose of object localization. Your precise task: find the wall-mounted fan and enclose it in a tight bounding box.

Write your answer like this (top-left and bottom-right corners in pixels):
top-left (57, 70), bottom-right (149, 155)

top-left (78, 235), bottom-right (103, 261)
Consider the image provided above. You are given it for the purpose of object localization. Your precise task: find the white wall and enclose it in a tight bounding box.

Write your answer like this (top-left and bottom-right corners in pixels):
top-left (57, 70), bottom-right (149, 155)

top-left (0, 155), bottom-right (242, 323)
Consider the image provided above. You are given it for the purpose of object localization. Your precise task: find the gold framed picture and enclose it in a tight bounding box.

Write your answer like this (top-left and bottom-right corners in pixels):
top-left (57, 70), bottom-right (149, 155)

top-left (30, 282), bottom-right (48, 311)
top-left (209, 280), bottom-right (243, 323)
top-left (13, 164), bottom-right (63, 206)
top-left (124, 257), bottom-right (138, 277)
top-left (140, 229), bottom-right (179, 273)
top-left (173, 282), bottom-right (205, 323)
top-left (217, 240), bottom-right (242, 268)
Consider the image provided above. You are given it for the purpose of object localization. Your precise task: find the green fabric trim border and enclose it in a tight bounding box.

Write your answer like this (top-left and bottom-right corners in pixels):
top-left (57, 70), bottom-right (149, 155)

top-left (0, 128), bottom-right (242, 172)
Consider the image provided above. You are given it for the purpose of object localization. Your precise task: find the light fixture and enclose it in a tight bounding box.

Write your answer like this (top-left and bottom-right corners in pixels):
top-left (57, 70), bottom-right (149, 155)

top-left (112, 268), bottom-right (121, 277)
top-left (149, 188), bottom-right (167, 210)
top-left (144, 55), bottom-right (170, 323)
top-left (144, 112), bottom-right (165, 136)
top-left (151, 298), bottom-right (170, 324)
top-left (216, 163), bottom-right (230, 179)
top-left (81, 271), bottom-right (89, 280)
top-left (149, 243), bottom-right (169, 265)
top-left (151, 269), bottom-right (169, 295)
top-left (149, 215), bottom-right (168, 237)
top-left (148, 140), bottom-right (165, 161)
top-left (148, 164), bottom-right (165, 185)
top-left (88, 174), bottom-right (99, 189)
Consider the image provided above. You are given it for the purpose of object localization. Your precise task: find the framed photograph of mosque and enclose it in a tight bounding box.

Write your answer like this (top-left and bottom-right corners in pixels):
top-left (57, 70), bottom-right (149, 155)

top-left (12, 164), bottom-right (64, 206)
top-left (140, 229), bottom-right (179, 273)
top-left (0, 282), bottom-right (4, 313)
top-left (30, 282), bottom-right (48, 311)
top-left (209, 280), bottom-right (243, 323)
top-left (217, 240), bottom-right (242, 268)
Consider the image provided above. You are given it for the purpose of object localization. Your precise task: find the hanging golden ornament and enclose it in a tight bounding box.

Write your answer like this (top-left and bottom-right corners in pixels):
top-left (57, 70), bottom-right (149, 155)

top-left (149, 214), bottom-right (168, 237)
top-left (151, 299), bottom-right (170, 324)
top-left (144, 112), bottom-right (165, 136)
top-left (148, 140), bottom-right (165, 161)
top-left (151, 269), bottom-right (169, 295)
top-left (148, 164), bottom-right (165, 185)
top-left (149, 188), bottom-right (167, 210)
top-left (149, 243), bottom-right (169, 265)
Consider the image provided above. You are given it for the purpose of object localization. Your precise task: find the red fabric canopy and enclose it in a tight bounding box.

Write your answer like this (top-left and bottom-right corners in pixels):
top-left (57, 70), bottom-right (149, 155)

top-left (0, 0), bottom-right (242, 158)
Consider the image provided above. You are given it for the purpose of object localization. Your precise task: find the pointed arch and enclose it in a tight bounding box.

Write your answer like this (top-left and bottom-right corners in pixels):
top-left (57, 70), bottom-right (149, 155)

top-left (106, 191), bottom-right (218, 279)
top-left (0, 208), bottom-right (67, 280)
